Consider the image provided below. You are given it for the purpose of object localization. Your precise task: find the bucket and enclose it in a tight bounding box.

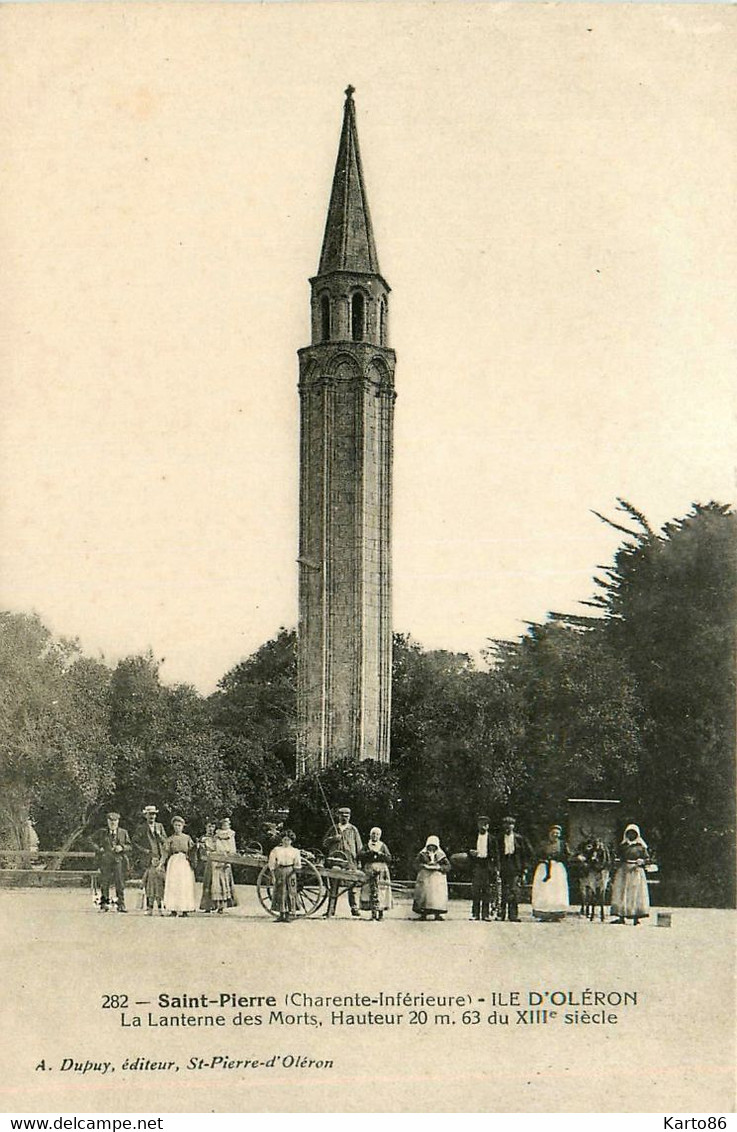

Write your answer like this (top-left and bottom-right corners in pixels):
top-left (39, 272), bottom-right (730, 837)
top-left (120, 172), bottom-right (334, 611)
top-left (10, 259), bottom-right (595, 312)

top-left (656, 912), bottom-right (672, 928)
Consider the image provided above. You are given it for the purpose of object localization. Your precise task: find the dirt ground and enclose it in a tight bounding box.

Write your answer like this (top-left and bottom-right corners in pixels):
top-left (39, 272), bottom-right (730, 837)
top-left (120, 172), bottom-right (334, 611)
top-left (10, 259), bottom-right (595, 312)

top-left (1, 885), bottom-right (734, 1113)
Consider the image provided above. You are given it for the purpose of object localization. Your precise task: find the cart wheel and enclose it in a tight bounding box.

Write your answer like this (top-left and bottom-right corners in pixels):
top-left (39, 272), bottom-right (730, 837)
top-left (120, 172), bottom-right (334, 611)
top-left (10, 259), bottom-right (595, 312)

top-left (256, 860), bottom-right (326, 918)
top-left (256, 865), bottom-right (277, 916)
top-left (297, 859), bottom-right (327, 917)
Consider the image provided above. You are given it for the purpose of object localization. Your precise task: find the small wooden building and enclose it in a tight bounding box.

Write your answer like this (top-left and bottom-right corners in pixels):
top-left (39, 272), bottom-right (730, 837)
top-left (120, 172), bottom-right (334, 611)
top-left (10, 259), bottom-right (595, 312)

top-left (566, 798), bottom-right (621, 853)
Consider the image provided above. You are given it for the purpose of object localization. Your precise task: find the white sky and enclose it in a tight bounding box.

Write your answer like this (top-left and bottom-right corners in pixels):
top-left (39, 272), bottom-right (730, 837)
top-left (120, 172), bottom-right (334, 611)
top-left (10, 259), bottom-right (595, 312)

top-left (0, 3), bottom-right (734, 692)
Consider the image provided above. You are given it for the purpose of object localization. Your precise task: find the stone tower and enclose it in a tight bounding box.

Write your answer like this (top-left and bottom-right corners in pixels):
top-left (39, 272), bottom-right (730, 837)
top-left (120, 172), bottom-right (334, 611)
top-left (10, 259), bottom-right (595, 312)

top-left (296, 87), bottom-right (396, 774)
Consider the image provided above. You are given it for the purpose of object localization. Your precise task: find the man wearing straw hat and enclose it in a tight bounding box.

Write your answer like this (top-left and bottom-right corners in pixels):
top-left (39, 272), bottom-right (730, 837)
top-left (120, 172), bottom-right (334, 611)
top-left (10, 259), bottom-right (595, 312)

top-left (133, 805), bottom-right (167, 915)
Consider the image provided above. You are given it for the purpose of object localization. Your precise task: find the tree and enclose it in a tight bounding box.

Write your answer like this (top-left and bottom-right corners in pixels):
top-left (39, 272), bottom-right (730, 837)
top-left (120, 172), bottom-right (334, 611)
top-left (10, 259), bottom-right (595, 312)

top-left (0, 612), bottom-right (67, 846)
top-left (587, 501), bottom-right (737, 904)
top-left (109, 652), bottom-right (169, 747)
top-left (287, 757), bottom-right (400, 856)
top-left (210, 628), bottom-right (297, 776)
top-left (491, 621), bottom-right (645, 839)
top-left (0, 612), bottom-right (115, 852)
top-left (108, 655), bottom-right (252, 834)
top-left (32, 655), bottom-right (116, 854)
top-left (389, 634), bottom-right (525, 870)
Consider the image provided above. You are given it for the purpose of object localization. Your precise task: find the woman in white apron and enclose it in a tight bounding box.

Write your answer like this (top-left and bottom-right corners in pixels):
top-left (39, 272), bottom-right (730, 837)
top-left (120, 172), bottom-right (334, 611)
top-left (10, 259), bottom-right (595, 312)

top-left (412, 835), bottom-right (451, 921)
top-left (359, 827), bottom-right (393, 920)
top-left (163, 816), bottom-right (197, 917)
top-left (531, 824), bottom-right (570, 921)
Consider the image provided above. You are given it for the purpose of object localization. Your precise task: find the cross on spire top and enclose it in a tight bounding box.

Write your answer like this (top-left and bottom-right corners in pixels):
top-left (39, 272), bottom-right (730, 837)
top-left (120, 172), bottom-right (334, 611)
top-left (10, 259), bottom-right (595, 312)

top-left (345, 85), bottom-right (355, 100)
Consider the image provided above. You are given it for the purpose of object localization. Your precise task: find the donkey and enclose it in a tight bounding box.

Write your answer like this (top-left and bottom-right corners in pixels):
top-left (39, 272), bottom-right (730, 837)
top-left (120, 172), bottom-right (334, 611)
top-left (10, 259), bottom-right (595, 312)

top-left (574, 838), bottom-right (612, 922)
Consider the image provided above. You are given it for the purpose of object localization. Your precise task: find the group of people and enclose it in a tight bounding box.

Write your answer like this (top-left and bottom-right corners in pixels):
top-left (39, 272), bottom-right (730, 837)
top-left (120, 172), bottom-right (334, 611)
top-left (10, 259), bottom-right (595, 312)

top-left (463, 814), bottom-right (651, 925)
top-left (90, 805), bottom-right (652, 926)
top-left (91, 807), bottom-right (238, 916)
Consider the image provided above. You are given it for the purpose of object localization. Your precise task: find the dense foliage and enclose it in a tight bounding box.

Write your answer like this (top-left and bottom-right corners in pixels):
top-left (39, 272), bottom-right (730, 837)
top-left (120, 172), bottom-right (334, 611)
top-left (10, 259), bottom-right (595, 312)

top-left (1, 501), bottom-right (734, 904)
top-left (589, 501), bottom-right (736, 904)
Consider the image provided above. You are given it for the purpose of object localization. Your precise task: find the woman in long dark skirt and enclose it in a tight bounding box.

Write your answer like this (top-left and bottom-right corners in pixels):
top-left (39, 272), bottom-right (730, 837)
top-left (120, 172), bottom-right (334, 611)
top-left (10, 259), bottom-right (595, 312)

top-left (267, 830), bottom-right (302, 923)
top-left (209, 817), bottom-right (238, 913)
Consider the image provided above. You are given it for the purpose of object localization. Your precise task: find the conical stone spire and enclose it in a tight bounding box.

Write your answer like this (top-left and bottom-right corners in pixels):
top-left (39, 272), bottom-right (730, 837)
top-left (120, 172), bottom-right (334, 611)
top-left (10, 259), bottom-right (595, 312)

top-left (318, 86), bottom-right (380, 276)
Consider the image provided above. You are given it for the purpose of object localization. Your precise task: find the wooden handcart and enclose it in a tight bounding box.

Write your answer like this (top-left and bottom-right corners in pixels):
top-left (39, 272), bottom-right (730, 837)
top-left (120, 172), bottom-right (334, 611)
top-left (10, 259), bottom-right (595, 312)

top-left (207, 845), bottom-right (365, 918)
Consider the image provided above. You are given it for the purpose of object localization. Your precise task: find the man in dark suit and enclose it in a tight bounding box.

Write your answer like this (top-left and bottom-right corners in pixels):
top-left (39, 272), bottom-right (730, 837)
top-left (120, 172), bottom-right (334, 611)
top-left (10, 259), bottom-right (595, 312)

top-left (132, 805), bottom-right (167, 914)
top-left (469, 814), bottom-right (500, 921)
top-left (496, 815), bottom-right (531, 922)
top-left (91, 811), bottom-right (132, 913)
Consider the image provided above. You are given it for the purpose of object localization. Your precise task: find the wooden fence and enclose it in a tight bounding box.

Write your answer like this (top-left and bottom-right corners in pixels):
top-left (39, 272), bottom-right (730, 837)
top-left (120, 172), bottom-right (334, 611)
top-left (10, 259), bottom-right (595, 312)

top-left (0, 849), bottom-right (97, 887)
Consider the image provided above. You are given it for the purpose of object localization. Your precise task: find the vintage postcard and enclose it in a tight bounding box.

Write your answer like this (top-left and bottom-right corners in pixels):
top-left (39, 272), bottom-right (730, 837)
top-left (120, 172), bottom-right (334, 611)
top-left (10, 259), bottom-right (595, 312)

top-left (0, 1), bottom-right (734, 1115)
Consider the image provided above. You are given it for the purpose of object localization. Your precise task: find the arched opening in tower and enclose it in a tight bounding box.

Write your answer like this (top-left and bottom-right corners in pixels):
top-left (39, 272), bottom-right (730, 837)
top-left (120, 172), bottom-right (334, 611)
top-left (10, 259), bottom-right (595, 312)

top-left (320, 294), bottom-right (331, 341)
top-left (351, 292), bottom-right (365, 342)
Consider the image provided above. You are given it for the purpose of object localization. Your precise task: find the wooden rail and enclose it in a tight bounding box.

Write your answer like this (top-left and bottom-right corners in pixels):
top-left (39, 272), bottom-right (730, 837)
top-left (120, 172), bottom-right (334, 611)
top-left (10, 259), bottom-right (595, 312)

top-left (0, 850), bottom-right (96, 860)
